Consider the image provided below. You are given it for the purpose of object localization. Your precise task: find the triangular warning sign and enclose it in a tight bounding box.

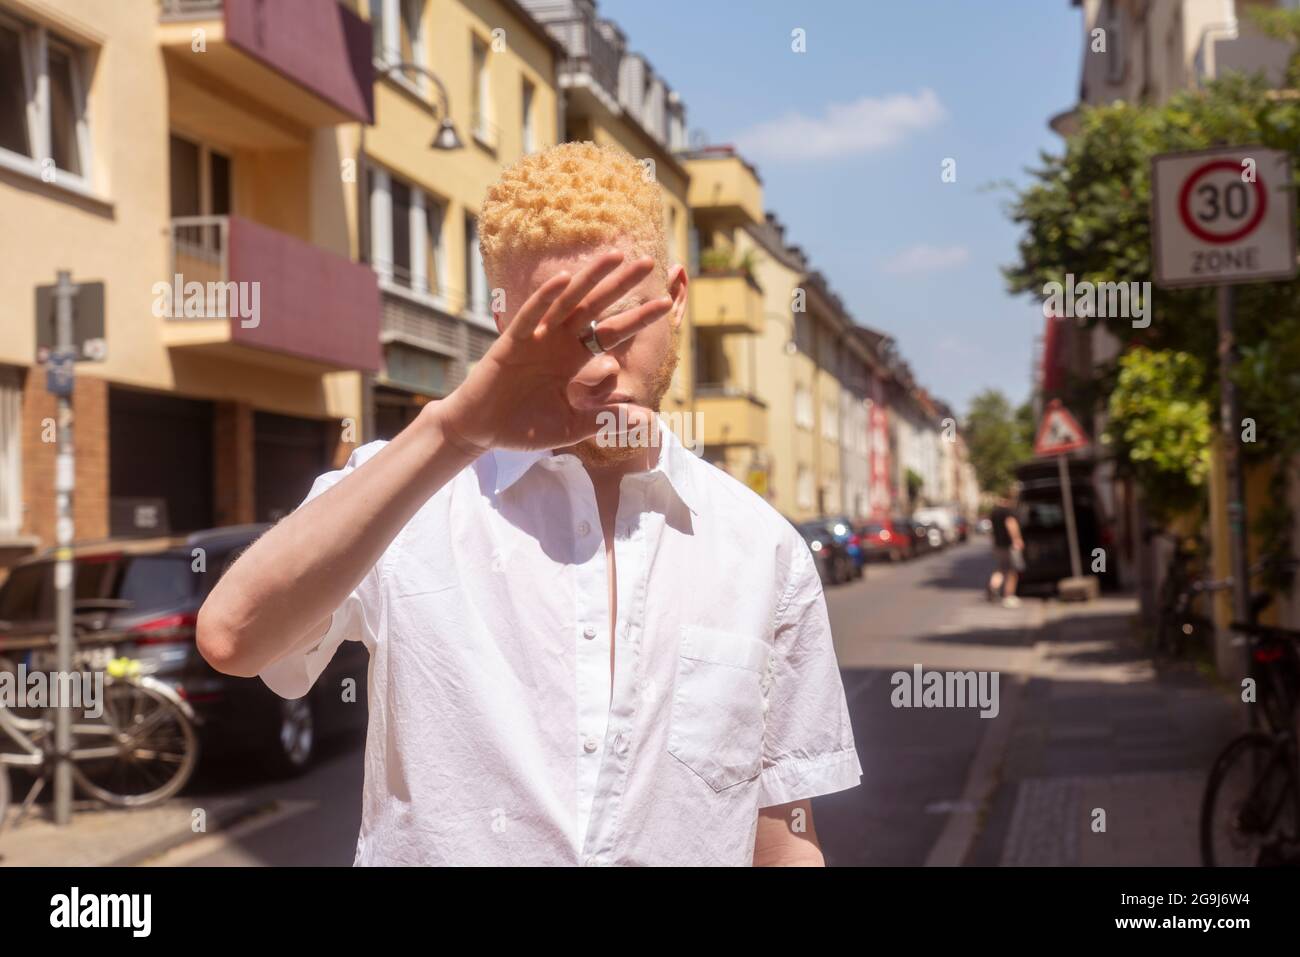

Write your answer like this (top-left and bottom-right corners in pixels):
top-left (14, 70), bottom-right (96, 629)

top-left (1034, 399), bottom-right (1090, 456)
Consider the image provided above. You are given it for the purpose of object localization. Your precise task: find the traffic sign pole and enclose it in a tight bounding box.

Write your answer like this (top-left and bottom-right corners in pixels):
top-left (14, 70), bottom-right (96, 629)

top-left (1215, 283), bottom-right (1251, 629)
top-left (1152, 146), bottom-right (1295, 669)
top-left (52, 271), bottom-right (75, 827)
top-left (1057, 453), bottom-right (1083, 580)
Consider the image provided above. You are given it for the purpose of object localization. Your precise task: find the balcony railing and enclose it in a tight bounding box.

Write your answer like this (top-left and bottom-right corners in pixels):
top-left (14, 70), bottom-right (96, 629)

top-left (546, 15), bottom-right (620, 103)
top-left (167, 215), bottom-right (380, 372)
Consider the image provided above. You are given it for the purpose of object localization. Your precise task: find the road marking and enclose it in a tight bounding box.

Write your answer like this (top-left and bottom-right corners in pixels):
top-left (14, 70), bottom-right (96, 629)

top-left (924, 600), bottom-right (1047, 867)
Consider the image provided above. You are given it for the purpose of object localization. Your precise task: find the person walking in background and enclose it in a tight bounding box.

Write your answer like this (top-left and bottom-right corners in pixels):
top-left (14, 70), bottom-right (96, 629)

top-left (986, 489), bottom-right (1025, 608)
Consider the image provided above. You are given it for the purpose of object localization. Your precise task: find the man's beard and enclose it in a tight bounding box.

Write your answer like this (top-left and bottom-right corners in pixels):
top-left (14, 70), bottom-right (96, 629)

top-left (568, 324), bottom-right (680, 468)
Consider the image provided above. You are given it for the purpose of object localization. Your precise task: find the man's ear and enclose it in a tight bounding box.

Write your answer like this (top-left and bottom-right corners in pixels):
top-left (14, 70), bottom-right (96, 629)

top-left (667, 264), bottom-right (689, 330)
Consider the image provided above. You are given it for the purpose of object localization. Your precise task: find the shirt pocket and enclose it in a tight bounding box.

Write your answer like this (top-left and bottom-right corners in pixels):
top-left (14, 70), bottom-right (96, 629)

top-left (667, 625), bottom-right (770, 792)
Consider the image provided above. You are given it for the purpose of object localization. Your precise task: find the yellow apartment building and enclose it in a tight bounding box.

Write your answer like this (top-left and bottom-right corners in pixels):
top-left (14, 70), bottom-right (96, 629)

top-left (1, 0), bottom-right (385, 570)
top-left (684, 145), bottom-right (881, 522)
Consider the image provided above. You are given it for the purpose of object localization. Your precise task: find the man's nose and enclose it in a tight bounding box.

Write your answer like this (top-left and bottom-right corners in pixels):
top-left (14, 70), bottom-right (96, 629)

top-left (570, 352), bottom-right (621, 390)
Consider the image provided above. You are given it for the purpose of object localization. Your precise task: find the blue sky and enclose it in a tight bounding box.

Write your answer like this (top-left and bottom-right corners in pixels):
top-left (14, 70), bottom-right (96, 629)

top-left (603, 0), bottom-right (1083, 414)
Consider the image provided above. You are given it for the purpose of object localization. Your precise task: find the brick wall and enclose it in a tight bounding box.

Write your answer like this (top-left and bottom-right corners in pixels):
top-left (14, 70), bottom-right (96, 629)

top-left (21, 370), bottom-right (110, 549)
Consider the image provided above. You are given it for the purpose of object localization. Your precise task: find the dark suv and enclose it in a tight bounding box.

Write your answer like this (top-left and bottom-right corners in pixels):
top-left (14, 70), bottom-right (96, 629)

top-left (1014, 458), bottom-right (1120, 593)
top-left (0, 525), bottom-right (369, 777)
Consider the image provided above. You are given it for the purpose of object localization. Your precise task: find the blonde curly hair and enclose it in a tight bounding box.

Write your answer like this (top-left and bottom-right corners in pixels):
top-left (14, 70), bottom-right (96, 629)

top-left (478, 141), bottom-right (668, 288)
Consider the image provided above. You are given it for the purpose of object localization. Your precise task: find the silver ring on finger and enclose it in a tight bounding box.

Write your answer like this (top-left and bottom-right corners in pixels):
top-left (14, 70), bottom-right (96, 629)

top-left (579, 319), bottom-right (606, 356)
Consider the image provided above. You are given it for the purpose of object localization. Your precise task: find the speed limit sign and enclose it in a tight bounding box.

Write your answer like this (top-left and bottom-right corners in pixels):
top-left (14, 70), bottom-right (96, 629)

top-left (1151, 146), bottom-right (1295, 288)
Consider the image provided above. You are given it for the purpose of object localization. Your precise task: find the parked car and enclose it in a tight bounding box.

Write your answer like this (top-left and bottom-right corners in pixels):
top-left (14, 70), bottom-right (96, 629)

top-left (858, 516), bottom-right (914, 562)
top-left (1013, 459), bottom-right (1121, 594)
top-left (913, 506), bottom-right (959, 546)
top-left (823, 515), bottom-right (865, 578)
top-left (905, 517), bottom-right (944, 555)
top-left (0, 525), bottom-right (369, 778)
top-left (794, 520), bottom-right (856, 585)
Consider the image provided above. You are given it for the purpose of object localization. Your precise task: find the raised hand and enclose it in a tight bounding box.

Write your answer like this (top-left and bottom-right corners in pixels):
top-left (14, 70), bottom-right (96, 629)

top-left (433, 251), bottom-right (674, 455)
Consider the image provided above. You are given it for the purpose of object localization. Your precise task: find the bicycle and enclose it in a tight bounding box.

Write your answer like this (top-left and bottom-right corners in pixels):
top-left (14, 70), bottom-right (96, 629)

top-left (1200, 620), bottom-right (1300, 866)
top-left (1153, 533), bottom-right (1219, 659)
top-left (0, 649), bottom-right (200, 836)
top-left (1155, 541), bottom-right (1298, 661)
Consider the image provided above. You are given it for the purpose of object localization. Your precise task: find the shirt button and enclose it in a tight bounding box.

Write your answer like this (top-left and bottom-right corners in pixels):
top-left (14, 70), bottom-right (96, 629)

top-left (577, 520), bottom-right (591, 537)
top-left (583, 736), bottom-right (599, 753)
top-left (615, 733), bottom-right (628, 754)
top-left (582, 625), bottom-right (597, 640)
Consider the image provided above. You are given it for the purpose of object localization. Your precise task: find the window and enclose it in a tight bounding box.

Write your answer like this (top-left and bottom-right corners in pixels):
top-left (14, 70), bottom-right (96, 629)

top-left (822, 399), bottom-right (838, 441)
top-left (464, 213), bottom-right (489, 320)
top-left (0, 366), bottom-right (21, 538)
top-left (368, 166), bottom-right (447, 300)
top-left (521, 78), bottom-right (536, 154)
top-left (471, 35), bottom-right (494, 147)
top-left (169, 134), bottom-right (232, 263)
top-left (0, 15), bottom-right (92, 191)
top-left (694, 329), bottom-right (728, 389)
top-left (794, 385), bottom-right (813, 430)
top-left (373, 0), bottom-right (427, 95)
top-left (169, 134), bottom-right (231, 217)
top-left (796, 466), bottom-right (814, 511)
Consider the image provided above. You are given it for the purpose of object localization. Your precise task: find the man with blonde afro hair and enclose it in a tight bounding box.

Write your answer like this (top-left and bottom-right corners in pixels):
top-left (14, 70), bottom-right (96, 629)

top-left (198, 140), bottom-right (862, 867)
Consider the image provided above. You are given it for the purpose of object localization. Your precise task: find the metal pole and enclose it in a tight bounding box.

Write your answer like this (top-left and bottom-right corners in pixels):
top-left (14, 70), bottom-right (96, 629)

top-left (1058, 452), bottom-right (1083, 579)
top-left (1216, 284), bottom-right (1251, 625)
top-left (52, 271), bottom-right (76, 826)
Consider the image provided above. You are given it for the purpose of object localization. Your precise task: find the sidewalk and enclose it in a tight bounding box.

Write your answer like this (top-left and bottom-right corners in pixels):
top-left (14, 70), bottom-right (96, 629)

top-left (968, 594), bottom-right (1245, 865)
top-left (0, 790), bottom-right (265, 867)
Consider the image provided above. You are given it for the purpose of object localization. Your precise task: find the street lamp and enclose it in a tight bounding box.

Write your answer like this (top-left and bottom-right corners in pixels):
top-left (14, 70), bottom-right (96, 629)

top-left (378, 61), bottom-right (463, 151)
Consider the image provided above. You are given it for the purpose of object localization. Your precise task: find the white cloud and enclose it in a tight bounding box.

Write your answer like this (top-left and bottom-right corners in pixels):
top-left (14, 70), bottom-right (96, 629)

top-left (734, 89), bottom-right (945, 163)
top-left (880, 244), bottom-right (970, 276)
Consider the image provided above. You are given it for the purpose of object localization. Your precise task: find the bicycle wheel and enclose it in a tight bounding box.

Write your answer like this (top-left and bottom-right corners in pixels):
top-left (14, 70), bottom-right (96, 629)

top-left (1201, 733), bottom-right (1300, 866)
top-left (70, 678), bottom-right (199, 808)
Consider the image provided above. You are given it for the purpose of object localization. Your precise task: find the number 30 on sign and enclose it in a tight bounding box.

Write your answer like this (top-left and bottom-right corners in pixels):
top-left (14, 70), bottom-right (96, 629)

top-left (1150, 147), bottom-right (1296, 289)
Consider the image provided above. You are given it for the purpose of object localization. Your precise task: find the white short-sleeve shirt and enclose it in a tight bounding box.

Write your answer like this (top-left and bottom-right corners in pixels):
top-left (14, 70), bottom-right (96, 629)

top-left (259, 419), bottom-right (861, 866)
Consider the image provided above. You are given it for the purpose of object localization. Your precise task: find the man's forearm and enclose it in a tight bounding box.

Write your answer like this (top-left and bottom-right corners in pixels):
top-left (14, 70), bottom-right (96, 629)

top-left (196, 404), bottom-right (478, 677)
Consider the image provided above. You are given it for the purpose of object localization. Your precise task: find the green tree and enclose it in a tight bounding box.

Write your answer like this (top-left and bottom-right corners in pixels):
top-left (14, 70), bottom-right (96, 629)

top-left (905, 468), bottom-right (924, 506)
top-left (964, 390), bottom-right (1034, 495)
top-left (1002, 18), bottom-right (1300, 570)
top-left (1103, 348), bottom-right (1213, 524)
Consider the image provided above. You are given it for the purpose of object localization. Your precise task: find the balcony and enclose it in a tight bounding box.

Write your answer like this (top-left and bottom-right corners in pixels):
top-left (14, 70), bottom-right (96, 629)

top-left (689, 271), bottom-right (764, 334)
top-left (165, 216), bottom-right (381, 373)
top-left (158, 0), bottom-right (374, 127)
top-left (685, 152), bottom-right (764, 226)
top-left (695, 387), bottom-right (768, 448)
top-left (378, 287), bottom-right (468, 397)
top-left (523, 3), bottom-right (622, 114)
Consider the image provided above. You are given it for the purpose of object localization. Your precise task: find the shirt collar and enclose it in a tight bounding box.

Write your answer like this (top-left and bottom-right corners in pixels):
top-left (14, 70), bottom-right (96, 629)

top-left (488, 415), bottom-right (699, 515)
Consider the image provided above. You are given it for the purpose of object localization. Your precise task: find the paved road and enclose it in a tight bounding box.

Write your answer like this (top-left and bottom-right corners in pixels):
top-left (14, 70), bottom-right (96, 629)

top-left (815, 538), bottom-right (1040, 865)
top-left (157, 537), bottom-right (1038, 866)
